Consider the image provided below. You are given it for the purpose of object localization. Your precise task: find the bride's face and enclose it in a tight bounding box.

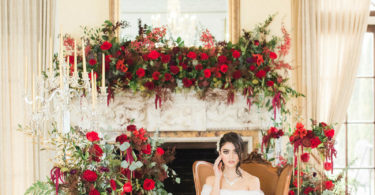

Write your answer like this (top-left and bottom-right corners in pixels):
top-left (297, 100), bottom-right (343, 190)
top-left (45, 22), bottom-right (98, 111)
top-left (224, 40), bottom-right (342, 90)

top-left (220, 142), bottom-right (239, 168)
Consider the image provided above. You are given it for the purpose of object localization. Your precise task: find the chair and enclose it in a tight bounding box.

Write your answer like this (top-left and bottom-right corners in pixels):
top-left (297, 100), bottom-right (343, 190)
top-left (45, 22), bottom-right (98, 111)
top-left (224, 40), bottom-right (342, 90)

top-left (192, 161), bottom-right (214, 195)
top-left (192, 151), bottom-right (292, 195)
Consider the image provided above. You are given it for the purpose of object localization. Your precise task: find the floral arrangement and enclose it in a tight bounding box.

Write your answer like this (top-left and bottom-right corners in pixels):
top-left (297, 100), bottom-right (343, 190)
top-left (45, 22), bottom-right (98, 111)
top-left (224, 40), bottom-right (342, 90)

top-left (60, 16), bottom-right (302, 119)
top-left (287, 120), bottom-right (337, 194)
top-left (261, 126), bottom-right (284, 154)
top-left (288, 169), bottom-right (345, 195)
top-left (258, 120), bottom-right (340, 194)
top-left (289, 120), bottom-right (336, 172)
top-left (25, 124), bottom-right (179, 195)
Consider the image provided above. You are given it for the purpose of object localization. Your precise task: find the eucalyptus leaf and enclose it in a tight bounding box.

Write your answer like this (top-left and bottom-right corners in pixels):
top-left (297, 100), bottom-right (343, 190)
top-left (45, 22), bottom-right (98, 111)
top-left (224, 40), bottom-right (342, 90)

top-left (121, 160), bottom-right (129, 169)
top-left (135, 161), bottom-right (143, 168)
top-left (175, 177), bottom-right (181, 184)
top-left (129, 162), bottom-right (138, 171)
top-left (120, 142), bottom-right (130, 151)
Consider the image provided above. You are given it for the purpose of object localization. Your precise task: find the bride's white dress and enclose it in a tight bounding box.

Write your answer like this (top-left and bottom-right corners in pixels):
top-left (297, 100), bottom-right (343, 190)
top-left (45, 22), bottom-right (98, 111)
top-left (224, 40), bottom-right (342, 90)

top-left (201, 184), bottom-right (264, 195)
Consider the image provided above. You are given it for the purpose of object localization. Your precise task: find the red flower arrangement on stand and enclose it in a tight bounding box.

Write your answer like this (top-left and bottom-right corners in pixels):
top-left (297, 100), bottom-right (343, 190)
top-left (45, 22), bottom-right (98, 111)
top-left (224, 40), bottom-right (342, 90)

top-left (288, 120), bottom-right (337, 194)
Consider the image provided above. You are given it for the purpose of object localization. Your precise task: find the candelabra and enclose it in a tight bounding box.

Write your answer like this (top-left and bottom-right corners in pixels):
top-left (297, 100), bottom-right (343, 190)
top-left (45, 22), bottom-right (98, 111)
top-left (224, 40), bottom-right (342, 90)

top-left (23, 38), bottom-right (108, 136)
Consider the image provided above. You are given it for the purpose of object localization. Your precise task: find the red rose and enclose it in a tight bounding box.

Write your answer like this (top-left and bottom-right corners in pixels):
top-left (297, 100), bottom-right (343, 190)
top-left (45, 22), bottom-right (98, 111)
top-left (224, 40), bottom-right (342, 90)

top-left (116, 134), bottom-right (128, 144)
top-left (152, 71), bottom-right (160, 80)
top-left (148, 50), bottom-right (160, 60)
top-left (278, 130), bottom-right (284, 137)
top-left (311, 137), bottom-right (321, 148)
top-left (215, 72), bottom-right (222, 78)
top-left (164, 73), bottom-right (172, 81)
top-left (320, 122), bottom-right (328, 127)
top-left (324, 180), bottom-right (334, 190)
top-left (303, 187), bottom-right (314, 194)
top-left (89, 59), bottom-right (97, 66)
top-left (266, 81), bottom-right (274, 87)
top-left (88, 72), bottom-right (98, 81)
top-left (123, 182), bottom-right (132, 193)
top-left (110, 179), bottom-right (117, 191)
top-left (268, 127), bottom-right (278, 134)
top-left (101, 41), bottom-right (112, 50)
top-left (269, 52), bottom-right (277, 59)
top-left (187, 51), bottom-right (197, 59)
top-left (254, 40), bottom-right (259, 46)
top-left (301, 153), bottom-right (310, 163)
top-left (324, 129), bottom-right (335, 139)
top-left (233, 70), bottom-right (242, 79)
top-left (156, 147), bottom-right (165, 155)
top-left (301, 137), bottom-right (312, 147)
top-left (170, 66), bottom-right (180, 75)
top-left (82, 170), bottom-right (97, 182)
top-left (161, 54), bottom-right (171, 63)
top-left (232, 50), bottom-right (241, 59)
top-left (136, 68), bottom-right (145, 78)
top-left (324, 162), bottom-right (332, 171)
top-left (86, 131), bottom-right (100, 142)
top-left (195, 64), bottom-right (203, 71)
top-left (127, 125), bottom-right (136, 132)
top-left (203, 69), bottom-right (211, 78)
top-left (249, 65), bottom-right (256, 71)
top-left (181, 63), bottom-right (188, 70)
top-left (200, 53), bottom-right (209, 60)
top-left (89, 189), bottom-right (100, 195)
top-left (144, 81), bottom-right (155, 90)
top-left (92, 144), bottom-right (103, 158)
top-left (182, 78), bottom-right (193, 88)
top-left (288, 190), bottom-right (295, 195)
top-left (143, 178), bottom-right (155, 191)
top-left (142, 54), bottom-right (149, 61)
top-left (218, 55), bottom-right (227, 64)
top-left (255, 70), bottom-right (266, 78)
top-left (220, 64), bottom-right (228, 73)
top-left (142, 144), bottom-right (151, 154)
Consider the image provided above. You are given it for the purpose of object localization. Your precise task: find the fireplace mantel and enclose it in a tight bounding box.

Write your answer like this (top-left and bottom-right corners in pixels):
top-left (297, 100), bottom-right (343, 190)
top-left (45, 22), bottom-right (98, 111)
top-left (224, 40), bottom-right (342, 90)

top-left (70, 90), bottom-right (274, 133)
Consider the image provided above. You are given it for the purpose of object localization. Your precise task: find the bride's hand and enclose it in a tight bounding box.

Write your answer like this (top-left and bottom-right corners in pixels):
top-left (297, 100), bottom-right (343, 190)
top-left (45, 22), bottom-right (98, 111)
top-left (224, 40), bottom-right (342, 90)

top-left (213, 155), bottom-right (223, 179)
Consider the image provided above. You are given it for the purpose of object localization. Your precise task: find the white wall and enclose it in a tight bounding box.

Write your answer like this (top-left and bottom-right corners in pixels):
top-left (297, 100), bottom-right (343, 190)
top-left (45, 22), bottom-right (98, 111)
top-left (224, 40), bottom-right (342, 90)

top-left (56, 0), bottom-right (109, 38)
top-left (240, 0), bottom-right (292, 37)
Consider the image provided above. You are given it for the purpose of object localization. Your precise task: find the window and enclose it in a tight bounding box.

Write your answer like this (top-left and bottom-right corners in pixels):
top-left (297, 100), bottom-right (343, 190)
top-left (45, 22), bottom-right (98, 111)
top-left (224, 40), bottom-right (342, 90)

top-left (335, 27), bottom-right (375, 194)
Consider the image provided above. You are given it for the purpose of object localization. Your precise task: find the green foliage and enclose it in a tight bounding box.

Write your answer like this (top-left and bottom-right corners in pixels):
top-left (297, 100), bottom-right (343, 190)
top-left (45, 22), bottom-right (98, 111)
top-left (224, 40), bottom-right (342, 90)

top-left (25, 180), bottom-right (55, 195)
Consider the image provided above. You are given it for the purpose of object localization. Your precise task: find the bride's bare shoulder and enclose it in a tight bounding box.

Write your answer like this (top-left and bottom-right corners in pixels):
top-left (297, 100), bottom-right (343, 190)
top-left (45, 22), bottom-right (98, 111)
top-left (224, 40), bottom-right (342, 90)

top-left (205, 176), bottom-right (216, 186)
top-left (241, 170), bottom-right (261, 189)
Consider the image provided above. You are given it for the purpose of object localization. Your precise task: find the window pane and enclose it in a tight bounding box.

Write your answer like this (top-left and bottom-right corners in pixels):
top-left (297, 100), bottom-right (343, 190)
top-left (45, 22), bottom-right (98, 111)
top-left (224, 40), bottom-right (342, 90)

top-left (348, 169), bottom-right (374, 195)
top-left (371, 0), bottom-right (375, 11)
top-left (347, 78), bottom-right (374, 122)
top-left (120, 0), bottom-right (228, 45)
top-left (357, 33), bottom-right (374, 77)
top-left (348, 124), bottom-right (374, 168)
top-left (335, 125), bottom-right (346, 168)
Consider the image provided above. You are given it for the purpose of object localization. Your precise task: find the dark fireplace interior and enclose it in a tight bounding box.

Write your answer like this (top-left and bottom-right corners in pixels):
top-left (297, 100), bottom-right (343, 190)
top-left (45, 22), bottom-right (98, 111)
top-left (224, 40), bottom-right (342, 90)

top-left (163, 142), bottom-right (218, 195)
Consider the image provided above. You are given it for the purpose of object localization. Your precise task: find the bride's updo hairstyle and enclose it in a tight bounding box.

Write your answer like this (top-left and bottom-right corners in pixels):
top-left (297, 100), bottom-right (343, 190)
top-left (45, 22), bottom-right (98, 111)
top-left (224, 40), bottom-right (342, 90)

top-left (218, 132), bottom-right (245, 177)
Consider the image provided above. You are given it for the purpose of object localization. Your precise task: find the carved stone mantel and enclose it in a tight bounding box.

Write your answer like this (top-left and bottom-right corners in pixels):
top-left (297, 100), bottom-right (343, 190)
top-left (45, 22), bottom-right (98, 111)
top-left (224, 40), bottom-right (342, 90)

top-left (70, 90), bottom-right (274, 147)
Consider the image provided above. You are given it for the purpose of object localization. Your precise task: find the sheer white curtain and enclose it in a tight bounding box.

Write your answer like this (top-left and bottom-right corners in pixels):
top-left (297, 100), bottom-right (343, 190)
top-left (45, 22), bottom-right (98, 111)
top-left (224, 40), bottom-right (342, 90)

top-left (292, 0), bottom-right (370, 132)
top-left (0, 0), bottom-right (55, 194)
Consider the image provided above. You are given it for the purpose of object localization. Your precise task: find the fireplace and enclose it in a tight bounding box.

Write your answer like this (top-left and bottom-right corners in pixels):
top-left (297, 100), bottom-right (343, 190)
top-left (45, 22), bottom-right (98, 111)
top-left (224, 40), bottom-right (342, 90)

top-left (161, 136), bottom-right (253, 195)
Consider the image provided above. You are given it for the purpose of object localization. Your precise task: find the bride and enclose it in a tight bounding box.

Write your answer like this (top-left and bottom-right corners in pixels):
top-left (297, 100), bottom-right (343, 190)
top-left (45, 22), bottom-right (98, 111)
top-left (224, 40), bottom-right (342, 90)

top-left (201, 132), bottom-right (264, 195)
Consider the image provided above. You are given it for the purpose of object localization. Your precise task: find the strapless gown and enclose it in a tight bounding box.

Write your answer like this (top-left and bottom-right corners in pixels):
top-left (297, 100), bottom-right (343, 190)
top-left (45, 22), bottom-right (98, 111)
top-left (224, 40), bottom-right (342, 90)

top-left (201, 184), bottom-right (264, 195)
